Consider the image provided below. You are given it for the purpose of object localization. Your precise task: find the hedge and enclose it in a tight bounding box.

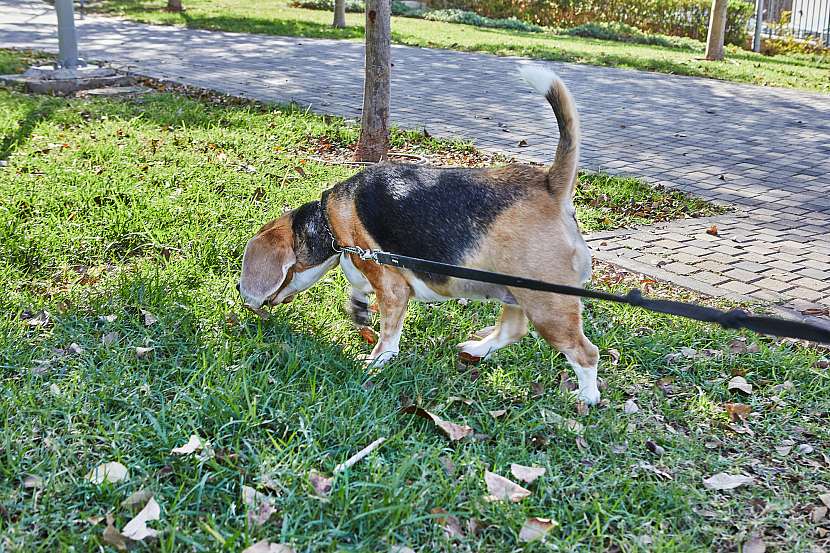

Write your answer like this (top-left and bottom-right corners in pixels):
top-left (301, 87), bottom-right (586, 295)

top-left (421, 0), bottom-right (754, 44)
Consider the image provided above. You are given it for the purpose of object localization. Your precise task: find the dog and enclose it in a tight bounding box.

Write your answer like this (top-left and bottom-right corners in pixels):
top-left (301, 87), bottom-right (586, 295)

top-left (238, 66), bottom-right (600, 405)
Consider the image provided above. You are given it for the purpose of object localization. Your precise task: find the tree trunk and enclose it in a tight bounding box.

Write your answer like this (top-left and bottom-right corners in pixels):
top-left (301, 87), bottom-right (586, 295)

top-left (333, 0), bottom-right (346, 28)
top-left (354, 0), bottom-right (391, 162)
top-left (705, 0), bottom-right (728, 60)
top-left (167, 0), bottom-right (183, 12)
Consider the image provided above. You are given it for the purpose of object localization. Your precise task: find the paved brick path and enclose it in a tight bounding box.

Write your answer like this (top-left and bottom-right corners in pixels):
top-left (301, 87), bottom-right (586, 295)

top-left (2, 0), bottom-right (829, 314)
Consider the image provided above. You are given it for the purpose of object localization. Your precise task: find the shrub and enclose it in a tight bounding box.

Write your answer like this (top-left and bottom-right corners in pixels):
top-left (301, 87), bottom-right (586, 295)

top-left (423, 8), bottom-right (544, 31)
top-left (758, 35), bottom-right (830, 57)
top-left (422, 0), bottom-right (754, 45)
top-left (564, 21), bottom-right (704, 50)
top-left (290, 0), bottom-right (365, 12)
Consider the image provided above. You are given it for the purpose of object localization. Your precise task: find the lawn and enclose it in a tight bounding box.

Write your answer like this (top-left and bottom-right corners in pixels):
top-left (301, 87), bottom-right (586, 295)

top-left (1, 50), bottom-right (829, 551)
top-left (87, 0), bottom-right (830, 93)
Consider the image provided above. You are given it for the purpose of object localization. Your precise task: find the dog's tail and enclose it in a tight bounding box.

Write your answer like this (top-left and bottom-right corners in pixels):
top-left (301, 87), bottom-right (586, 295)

top-left (518, 65), bottom-right (580, 199)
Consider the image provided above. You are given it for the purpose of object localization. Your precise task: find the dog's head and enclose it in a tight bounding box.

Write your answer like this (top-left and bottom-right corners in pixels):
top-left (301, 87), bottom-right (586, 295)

top-left (238, 201), bottom-right (338, 317)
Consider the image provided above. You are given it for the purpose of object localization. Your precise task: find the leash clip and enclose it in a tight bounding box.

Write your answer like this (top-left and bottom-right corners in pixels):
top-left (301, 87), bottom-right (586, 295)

top-left (342, 245), bottom-right (379, 263)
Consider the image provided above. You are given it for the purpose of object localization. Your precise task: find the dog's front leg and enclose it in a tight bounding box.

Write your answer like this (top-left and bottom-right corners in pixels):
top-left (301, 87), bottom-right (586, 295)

top-left (362, 266), bottom-right (411, 367)
top-left (340, 253), bottom-right (373, 326)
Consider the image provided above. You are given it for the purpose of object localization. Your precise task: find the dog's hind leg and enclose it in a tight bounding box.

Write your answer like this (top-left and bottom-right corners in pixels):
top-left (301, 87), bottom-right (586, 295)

top-left (456, 304), bottom-right (528, 359)
top-left (515, 292), bottom-right (600, 405)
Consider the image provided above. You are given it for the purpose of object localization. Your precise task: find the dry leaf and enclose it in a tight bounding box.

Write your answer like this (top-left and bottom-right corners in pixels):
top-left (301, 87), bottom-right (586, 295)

top-left (702, 472), bottom-right (754, 490)
top-left (439, 456), bottom-right (455, 476)
top-left (359, 326), bottom-right (378, 345)
top-left (171, 435), bottom-right (203, 455)
top-left (87, 461), bottom-right (129, 484)
top-left (519, 517), bottom-right (556, 542)
top-left (390, 547), bottom-right (416, 553)
top-left (559, 371), bottom-right (577, 392)
top-left (743, 536), bottom-right (766, 553)
top-left (484, 470), bottom-right (531, 502)
top-left (102, 514), bottom-right (129, 551)
top-left (727, 376), bottom-right (752, 394)
top-left (510, 463), bottom-right (545, 484)
top-left (819, 493), bottom-right (830, 508)
top-left (242, 540), bottom-right (295, 553)
top-left (399, 405), bottom-right (473, 441)
top-left (775, 445), bottom-right (792, 456)
top-left (797, 443), bottom-right (814, 454)
top-left (575, 402), bottom-right (589, 416)
top-left (680, 347), bottom-right (697, 358)
top-left (121, 496), bottom-right (160, 541)
top-left (431, 507), bottom-right (465, 539)
top-left (706, 225), bottom-right (718, 236)
top-left (812, 506), bottom-right (828, 523)
top-left (49, 383), bottom-right (61, 396)
top-left (99, 314), bottom-right (118, 323)
top-left (646, 440), bottom-right (665, 456)
top-left (575, 436), bottom-right (589, 451)
top-left (23, 475), bottom-right (43, 489)
top-left (623, 399), bottom-right (640, 414)
top-left (135, 346), bottom-right (154, 359)
top-left (489, 409), bottom-right (507, 419)
top-left (458, 351), bottom-right (482, 365)
top-left (141, 309), bottom-right (158, 327)
top-left (101, 331), bottom-right (120, 346)
top-left (121, 489), bottom-right (153, 509)
top-left (242, 485), bottom-right (276, 527)
top-left (607, 348), bottom-right (621, 366)
top-left (447, 396), bottom-right (474, 406)
top-left (725, 402), bottom-right (752, 422)
top-left (531, 381), bottom-right (545, 397)
top-left (309, 470), bottom-right (333, 497)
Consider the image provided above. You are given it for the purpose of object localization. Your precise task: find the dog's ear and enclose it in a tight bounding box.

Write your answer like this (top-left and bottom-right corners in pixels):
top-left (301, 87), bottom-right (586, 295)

top-left (239, 220), bottom-right (296, 309)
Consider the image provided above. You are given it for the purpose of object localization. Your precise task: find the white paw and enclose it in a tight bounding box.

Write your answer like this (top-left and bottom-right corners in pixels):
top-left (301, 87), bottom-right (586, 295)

top-left (456, 339), bottom-right (497, 359)
top-left (576, 387), bottom-right (601, 406)
top-left (361, 349), bottom-right (398, 367)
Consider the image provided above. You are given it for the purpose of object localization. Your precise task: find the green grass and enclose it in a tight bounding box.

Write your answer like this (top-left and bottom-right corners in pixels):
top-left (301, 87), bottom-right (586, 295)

top-left (87, 0), bottom-right (830, 93)
top-left (1, 51), bottom-right (828, 551)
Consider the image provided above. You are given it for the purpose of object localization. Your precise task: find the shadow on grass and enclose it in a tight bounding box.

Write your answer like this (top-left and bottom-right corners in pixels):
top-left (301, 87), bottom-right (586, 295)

top-left (180, 12), bottom-right (364, 39)
top-left (0, 99), bottom-right (61, 161)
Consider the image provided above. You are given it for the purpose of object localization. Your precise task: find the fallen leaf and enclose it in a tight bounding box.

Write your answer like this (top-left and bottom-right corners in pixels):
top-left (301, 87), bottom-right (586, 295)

top-left (775, 445), bottom-right (792, 456)
top-left (49, 383), bottom-right (61, 397)
top-left (141, 310), bottom-right (158, 327)
top-left (680, 347), bottom-right (697, 358)
top-left (242, 485), bottom-right (276, 527)
top-left (447, 396), bottom-right (474, 406)
top-left (559, 371), bottom-right (577, 393)
top-left (727, 376), bottom-right (752, 394)
top-left (706, 225), bottom-right (718, 236)
top-left (101, 331), bottom-right (120, 346)
top-left (489, 409), bottom-right (507, 419)
top-left (399, 405), bottom-right (473, 441)
top-left (87, 461), bottom-right (129, 484)
top-left (171, 435), bottom-right (203, 455)
top-left (743, 536), bottom-right (766, 553)
top-left (390, 547), bottom-right (415, 553)
top-left (607, 348), bottom-right (621, 366)
top-left (242, 541), bottom-right (295, 553)
top-left (99, 314), bottom-right (118, 323)
top-left (510, 463), bottom-right (545, 484)
top-left (517, 139), bottom-right (528, 147)
top-left (135, 346), bottom-right (154, 359)
top-left (819, 493), bottom-right (830, 508)
top-left (121, 496), bottom-right (160, 541)
top-left (575, 402), bottom-right (589, 416)
top-left (121, 489), bottom-right (153, 509)
top-left (623, 399), bottom-right (640, 414)
top-left (812, 506), bottom-right (828, 523)
top-left (634, 461), bottom-right (672, 480)
top-left (358, 326), bottom-right (377, 345)
top-left (309, 470), bottom-right (333, 497)
top-left (23, 475), bottom-right (43, 489)
top-left (575, 436), bottom-right (589, 451)
top-left (725, 402), bottom-right (752, 422)
top-left (646, 440), bottom-right (665, 456)
top-left (519, 517), bottom-right (556, 542)
top-left (797, 443), bottom-right (814, 454)
top-left (102, 514), bottom-right (128, 551)
top-left (431, 508), bottom-right (464, 539)
top-left (458, 351), bottom-right (482, 365)
top-left (702, 472), bottom-right (754, 490)
top-left (484, 471), bottom-right (531, 502)
top-left (531, 381), bottom-right (545, 397)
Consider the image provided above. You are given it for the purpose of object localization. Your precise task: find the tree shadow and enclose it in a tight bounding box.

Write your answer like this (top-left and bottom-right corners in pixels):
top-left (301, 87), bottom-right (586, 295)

top-left (179, 12), bottom-right (364, 40)
top-left (0, 98), bottom-right (61, 161)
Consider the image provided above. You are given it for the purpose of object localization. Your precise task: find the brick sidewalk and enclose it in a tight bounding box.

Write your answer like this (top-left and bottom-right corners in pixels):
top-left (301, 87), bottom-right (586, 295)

top-left (2, 0), bottom-right (828, 313)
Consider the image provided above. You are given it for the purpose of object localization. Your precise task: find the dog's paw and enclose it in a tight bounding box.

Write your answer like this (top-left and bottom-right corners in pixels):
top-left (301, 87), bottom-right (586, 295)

top-left (575, 386), bottom-right (601, 406)
top-left (360, 349), bottom-right (398, 367)
top-left (456, 339), bottom-right (497, 360)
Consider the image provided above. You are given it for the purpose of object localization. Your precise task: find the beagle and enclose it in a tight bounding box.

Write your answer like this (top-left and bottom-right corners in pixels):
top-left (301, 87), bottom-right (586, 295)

top-left (238, 66), bottom-right (601, 405)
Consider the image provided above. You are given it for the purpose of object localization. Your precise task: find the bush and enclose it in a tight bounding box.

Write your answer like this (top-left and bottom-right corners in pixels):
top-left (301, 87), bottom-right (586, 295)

top-left (290, 0), bottom-right (430, 17)
top-left (422, 0), bottom-right (754, 45)
top-left (564, 21), bottom-right (704, 50)
top-left (758, 35), bottom-right (830, 57)
top-left (423, 8), bottom-right (544, 31)
top-left (290, 0), bottom-right (365, 12)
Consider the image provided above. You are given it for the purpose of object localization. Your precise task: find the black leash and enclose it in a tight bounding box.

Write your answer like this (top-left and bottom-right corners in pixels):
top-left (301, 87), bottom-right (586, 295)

top-left (337, 245), bottom-right (830, 344)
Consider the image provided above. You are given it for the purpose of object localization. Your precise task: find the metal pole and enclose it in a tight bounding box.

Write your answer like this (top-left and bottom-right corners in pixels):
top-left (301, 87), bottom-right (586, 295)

top-left (753, 0), bottom-right (764, 51)
top-left (55, 0), bottom-right (81, 68)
